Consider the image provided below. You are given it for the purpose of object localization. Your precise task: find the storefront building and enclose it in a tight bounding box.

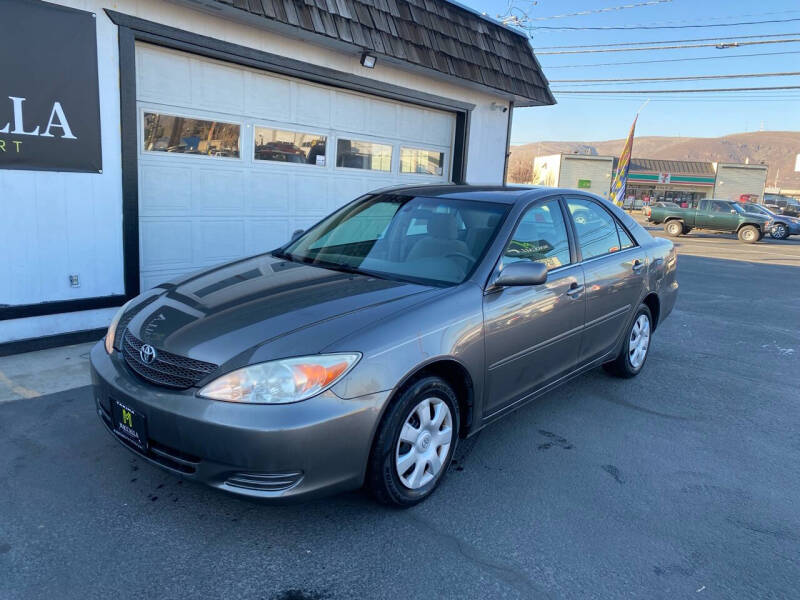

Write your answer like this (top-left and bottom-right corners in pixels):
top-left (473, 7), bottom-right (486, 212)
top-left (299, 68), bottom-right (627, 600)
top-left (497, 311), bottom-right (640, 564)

top-left (623, 158), bottom-right (717, 208)
top-left (533, 154), bottom-right (768, 209)
top-left (0, 0), bottom-right (554, 351)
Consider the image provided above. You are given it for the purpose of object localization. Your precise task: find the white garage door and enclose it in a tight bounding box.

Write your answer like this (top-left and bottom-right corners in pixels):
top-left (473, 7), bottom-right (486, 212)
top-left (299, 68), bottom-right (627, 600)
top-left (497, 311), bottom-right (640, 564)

top-left (135, 43), bottom-right (456, 290)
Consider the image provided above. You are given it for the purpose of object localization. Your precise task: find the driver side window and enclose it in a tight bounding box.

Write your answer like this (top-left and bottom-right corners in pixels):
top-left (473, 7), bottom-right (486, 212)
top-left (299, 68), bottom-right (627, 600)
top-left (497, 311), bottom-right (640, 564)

top-left (502, 198), bottom-right (571, 271)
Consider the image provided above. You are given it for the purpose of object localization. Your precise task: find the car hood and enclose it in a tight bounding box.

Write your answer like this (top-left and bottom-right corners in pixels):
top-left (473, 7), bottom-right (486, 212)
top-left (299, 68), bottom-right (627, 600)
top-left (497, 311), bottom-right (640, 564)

top-left (741, 211), bottom-right (771, 221)
top-left (125, 254), bottom-right (436, 366)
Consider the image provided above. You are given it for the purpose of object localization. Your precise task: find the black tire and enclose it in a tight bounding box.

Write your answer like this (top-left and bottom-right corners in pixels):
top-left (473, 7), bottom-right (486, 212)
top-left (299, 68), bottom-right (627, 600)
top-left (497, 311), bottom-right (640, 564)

top-left (771, 223), bottom-right (789, 240)
top-left (366, 376), bottom-right (459, 507)
top-left (664, 221), bottom-right (683, 237)
top-left (603, 304), bottom-right (653, 379)
top-left (737, 225), bottom-right (759, 244)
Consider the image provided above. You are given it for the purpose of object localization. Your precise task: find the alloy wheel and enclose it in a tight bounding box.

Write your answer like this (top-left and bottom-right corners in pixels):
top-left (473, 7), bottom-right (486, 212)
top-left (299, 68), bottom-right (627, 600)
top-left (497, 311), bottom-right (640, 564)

top-left (772, 224), bottom-right (787, 239)
top-left (395, 397), bottom-right (453, 490)
top-left (628, 314), bottom-right (651, 369)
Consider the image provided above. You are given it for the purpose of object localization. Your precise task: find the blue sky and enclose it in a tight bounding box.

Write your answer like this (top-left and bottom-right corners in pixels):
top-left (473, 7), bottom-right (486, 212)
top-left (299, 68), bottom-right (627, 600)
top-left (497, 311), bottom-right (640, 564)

top-left (457, 0), bottom-right (800, 143)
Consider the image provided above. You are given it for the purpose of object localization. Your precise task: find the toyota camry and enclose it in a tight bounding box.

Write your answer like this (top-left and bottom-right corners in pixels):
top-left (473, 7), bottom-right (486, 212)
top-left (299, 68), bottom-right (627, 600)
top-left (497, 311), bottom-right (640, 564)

top-left (90, 185), bottom-right (678, 506)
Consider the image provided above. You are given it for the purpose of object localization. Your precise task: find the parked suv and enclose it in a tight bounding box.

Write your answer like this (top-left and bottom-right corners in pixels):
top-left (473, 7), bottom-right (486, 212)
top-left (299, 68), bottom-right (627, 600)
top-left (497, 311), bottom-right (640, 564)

top-left (648, 199), bottom-right (772, 243)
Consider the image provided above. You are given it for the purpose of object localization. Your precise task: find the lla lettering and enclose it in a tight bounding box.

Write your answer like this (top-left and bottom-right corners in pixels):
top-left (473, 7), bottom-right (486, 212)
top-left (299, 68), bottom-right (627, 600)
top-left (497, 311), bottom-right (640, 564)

top-left (0, 96), bottom-right (76, 139)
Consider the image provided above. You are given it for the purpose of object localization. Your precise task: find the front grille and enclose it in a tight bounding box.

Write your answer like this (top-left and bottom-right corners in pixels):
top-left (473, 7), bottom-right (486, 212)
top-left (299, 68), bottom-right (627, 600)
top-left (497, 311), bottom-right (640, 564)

top-left (122, 330), bottom-right (218, 389)
top-left (225, 471), bottom-right (304, 492)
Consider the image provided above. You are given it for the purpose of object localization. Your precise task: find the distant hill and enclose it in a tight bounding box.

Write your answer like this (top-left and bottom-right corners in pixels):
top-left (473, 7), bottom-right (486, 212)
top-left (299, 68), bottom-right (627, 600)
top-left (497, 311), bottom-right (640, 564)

top-left (507, 131), bottom-right (800, 188)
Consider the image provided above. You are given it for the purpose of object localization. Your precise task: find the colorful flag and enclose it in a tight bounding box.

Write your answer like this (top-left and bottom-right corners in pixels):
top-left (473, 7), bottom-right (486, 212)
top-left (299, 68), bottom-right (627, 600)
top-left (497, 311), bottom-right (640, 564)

top-left (610, 115), bottom-right (638, 207)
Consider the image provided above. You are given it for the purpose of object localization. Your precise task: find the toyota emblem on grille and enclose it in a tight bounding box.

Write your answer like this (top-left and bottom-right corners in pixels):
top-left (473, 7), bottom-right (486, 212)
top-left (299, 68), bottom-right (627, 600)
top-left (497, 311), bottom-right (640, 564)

top-left (140, 344), bottom-right (157, 364)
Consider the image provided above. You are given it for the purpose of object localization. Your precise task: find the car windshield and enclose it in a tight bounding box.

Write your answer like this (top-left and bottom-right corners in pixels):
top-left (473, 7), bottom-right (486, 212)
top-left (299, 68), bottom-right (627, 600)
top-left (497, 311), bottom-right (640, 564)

top-left (278, 194), bottom-right (509, 286)
top-left (742, 203), bottom-right (771, 216)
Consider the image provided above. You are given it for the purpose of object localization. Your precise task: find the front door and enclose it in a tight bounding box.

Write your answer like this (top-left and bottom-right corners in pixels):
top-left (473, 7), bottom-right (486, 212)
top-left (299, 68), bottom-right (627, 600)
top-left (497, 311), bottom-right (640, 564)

top-left (483, 197), bottom-right (585, 416)
top-left (696, 200), bottom-right (738, 230)
top-left (565, 197), bottom-right (647, 363)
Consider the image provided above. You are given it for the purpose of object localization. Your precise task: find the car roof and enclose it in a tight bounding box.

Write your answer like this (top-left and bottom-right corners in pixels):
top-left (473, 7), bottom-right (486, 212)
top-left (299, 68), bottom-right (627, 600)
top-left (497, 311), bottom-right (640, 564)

top-left (370, 184), bottom-right (589, 205)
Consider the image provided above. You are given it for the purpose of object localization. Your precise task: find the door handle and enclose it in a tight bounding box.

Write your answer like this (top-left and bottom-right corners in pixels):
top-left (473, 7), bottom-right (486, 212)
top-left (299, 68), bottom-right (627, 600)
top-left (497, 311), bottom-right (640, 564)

top-left (632, 260), bottom-right (645, 273)
top-left (566, 283), bottom-right (584, 298)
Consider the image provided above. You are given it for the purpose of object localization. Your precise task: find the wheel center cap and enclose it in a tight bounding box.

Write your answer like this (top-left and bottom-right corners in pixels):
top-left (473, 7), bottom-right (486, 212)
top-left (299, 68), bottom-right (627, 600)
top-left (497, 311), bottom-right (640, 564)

top-left (418, 432), bottom-right (432, 451)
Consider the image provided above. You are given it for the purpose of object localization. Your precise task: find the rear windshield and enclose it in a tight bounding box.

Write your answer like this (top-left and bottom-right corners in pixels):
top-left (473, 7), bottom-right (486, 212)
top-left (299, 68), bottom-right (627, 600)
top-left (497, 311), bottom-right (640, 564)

top-left (280, 194), bottom-right (509, 286)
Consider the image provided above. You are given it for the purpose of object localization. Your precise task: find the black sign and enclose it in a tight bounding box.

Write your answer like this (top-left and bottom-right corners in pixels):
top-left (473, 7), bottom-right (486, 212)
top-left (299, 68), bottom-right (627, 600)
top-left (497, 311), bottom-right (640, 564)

top-left (0, 0), bottom-right (102, 172)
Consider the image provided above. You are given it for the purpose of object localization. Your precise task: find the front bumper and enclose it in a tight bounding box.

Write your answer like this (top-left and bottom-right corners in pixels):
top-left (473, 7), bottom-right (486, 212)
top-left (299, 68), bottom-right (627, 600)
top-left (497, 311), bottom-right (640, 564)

top-left (90, 341), bottom-right (390, 502)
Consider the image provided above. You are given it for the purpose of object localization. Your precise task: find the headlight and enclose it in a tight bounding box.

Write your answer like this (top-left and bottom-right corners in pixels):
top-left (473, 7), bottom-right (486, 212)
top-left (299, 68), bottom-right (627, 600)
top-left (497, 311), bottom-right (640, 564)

top-left (104, 299), bottom-right (135, 354)
top-left (198, 353), bottom-right (361, 404)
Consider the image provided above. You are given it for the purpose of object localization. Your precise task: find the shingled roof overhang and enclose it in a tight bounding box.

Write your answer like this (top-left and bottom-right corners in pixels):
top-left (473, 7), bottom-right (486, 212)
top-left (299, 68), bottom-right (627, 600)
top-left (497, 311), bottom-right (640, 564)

top-left (177, 0), bottom-right (555, 107)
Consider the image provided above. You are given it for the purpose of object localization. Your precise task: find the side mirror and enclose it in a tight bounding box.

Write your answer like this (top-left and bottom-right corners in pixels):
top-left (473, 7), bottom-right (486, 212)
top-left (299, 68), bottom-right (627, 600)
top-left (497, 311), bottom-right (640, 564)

top-left (290, 228), bottom-right (304, 242)
top-left (730, 209), bottom-right (737, 214)
top-left (492, 261), bottom-right (548, 287)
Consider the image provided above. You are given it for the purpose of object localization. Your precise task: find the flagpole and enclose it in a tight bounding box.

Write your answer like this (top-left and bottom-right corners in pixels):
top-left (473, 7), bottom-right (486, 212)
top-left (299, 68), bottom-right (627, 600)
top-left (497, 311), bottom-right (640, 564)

top-left (636, 99), bottom-right (651, 115)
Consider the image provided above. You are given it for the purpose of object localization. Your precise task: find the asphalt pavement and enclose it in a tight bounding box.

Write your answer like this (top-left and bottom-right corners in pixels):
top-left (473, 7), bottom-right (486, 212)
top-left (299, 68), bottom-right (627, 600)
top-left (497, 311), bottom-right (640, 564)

top-left (1, 233), bottom-right (799, 599)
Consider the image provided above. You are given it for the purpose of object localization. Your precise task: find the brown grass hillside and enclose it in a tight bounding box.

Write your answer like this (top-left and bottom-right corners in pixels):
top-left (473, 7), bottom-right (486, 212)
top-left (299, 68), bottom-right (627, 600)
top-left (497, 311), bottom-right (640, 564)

top-left (508, 131), bottom-right (800, 188)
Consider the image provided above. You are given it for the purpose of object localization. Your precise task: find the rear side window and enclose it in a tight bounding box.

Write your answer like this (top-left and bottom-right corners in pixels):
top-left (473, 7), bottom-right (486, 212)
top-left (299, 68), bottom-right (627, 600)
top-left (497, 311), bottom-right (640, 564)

top-left (567, 198), bottom-right (635, 259)
top-left (617, 223), bottom-right (635, 250)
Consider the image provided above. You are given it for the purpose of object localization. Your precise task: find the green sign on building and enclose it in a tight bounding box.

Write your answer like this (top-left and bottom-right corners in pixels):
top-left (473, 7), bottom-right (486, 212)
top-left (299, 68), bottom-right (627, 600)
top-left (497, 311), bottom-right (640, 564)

top-left (577, 179), bottom-right (591, 189)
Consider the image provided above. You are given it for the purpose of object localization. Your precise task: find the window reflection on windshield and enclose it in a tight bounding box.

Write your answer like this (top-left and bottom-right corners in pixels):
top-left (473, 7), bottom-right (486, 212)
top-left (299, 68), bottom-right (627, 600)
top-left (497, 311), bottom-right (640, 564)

top-left (280, 194), bottom-right (508, 286)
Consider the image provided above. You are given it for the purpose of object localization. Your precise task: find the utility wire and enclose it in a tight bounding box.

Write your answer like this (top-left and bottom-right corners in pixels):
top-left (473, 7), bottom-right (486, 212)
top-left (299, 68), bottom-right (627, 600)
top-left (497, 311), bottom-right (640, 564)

top-left (519, 1), bottom-right (672, 22)
top-left (534, 32), bottom-right (800, 50)
top-left (541, 50), bottom-right (800, 69)
top-left (523, 16), bottom-right (800, 31)
top-left (506, 8), bottom-right (800, 29)
top-left (554, 85), bottom-right (800, 94)
top-left (537, 38), bottom-right (800, 55)
top-left (550, 71), bottom-right (800, 83)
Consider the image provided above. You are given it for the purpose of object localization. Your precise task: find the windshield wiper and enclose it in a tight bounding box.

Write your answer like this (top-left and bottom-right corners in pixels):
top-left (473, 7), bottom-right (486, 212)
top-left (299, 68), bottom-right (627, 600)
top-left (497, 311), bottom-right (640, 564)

top-left (293, 255), bottom-right (389, 280)
top-left (272, 248), bottom-right (296, 262)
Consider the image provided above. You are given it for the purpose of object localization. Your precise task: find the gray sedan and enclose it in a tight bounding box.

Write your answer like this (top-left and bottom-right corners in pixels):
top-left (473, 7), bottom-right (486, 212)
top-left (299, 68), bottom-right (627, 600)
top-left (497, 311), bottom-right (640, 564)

top-left (90, 185), bottom-right (678, 506)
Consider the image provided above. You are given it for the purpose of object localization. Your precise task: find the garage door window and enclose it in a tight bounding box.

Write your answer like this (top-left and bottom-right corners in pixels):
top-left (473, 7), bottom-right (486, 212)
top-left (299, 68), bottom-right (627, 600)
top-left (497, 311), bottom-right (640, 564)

top-left (254, 126), bottom-right (327, 166)
top-left (143, 112), bottom-right (240, 158)
top-left (336, 139), bottom-right (392, 171)
top-left (400, 148), bottom-right (445, 176)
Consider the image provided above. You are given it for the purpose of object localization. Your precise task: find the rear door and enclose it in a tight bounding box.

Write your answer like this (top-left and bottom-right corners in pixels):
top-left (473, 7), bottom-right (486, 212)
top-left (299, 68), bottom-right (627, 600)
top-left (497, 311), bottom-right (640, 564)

top-left (482, 196), bottom-right (585, 416)
top-left (565, 196), bottom-right (647, 364)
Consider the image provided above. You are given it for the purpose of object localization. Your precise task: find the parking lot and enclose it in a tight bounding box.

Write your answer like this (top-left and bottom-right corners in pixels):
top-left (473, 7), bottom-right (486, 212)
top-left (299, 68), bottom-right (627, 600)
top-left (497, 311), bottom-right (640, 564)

top-left (1, 230), bottom-right (799, 599)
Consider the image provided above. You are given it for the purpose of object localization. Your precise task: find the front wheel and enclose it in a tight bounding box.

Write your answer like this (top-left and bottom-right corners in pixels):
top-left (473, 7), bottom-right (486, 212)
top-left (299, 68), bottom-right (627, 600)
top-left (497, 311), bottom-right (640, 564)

top-left (771, 223), bottom-right (789, 240)
top-left (604, 304), bottom-right (653, 378)
top-left (737, 225), bottom-right (760, 244)
top-left (366, 376), bottom-right (459, 507)
top-left (664, 221), bottom-right (683, 237)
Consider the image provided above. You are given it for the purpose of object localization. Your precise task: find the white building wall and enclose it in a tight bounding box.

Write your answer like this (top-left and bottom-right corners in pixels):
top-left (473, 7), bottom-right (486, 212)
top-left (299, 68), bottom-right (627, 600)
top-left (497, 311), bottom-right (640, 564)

top-left (1, 0), bottom-right (512, 344)
top-left (713, 163), bottom-right (768, 202)
top-left (558, 155), bottom-right (613, 199)
top-left (532, 155), bottom-right (561, 187)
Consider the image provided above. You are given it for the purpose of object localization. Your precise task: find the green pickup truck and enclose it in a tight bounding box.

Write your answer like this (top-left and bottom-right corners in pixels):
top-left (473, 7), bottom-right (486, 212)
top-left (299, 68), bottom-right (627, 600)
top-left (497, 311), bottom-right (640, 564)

top-left (647, 199), bottom-right (772, 244)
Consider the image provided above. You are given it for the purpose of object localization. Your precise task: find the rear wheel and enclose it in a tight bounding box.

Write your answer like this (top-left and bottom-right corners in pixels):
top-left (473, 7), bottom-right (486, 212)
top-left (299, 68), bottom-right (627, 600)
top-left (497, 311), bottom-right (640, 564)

top-left (738, 225), bottom-right (759, 244)
top-left (664, 221), bottom-right (683, 237)
top-left (604, 304), bottom-right (652, 378)
top-left (771, 223), bottom-right (789, 240)
top-left (366, 376), bottom-right (459, 507)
